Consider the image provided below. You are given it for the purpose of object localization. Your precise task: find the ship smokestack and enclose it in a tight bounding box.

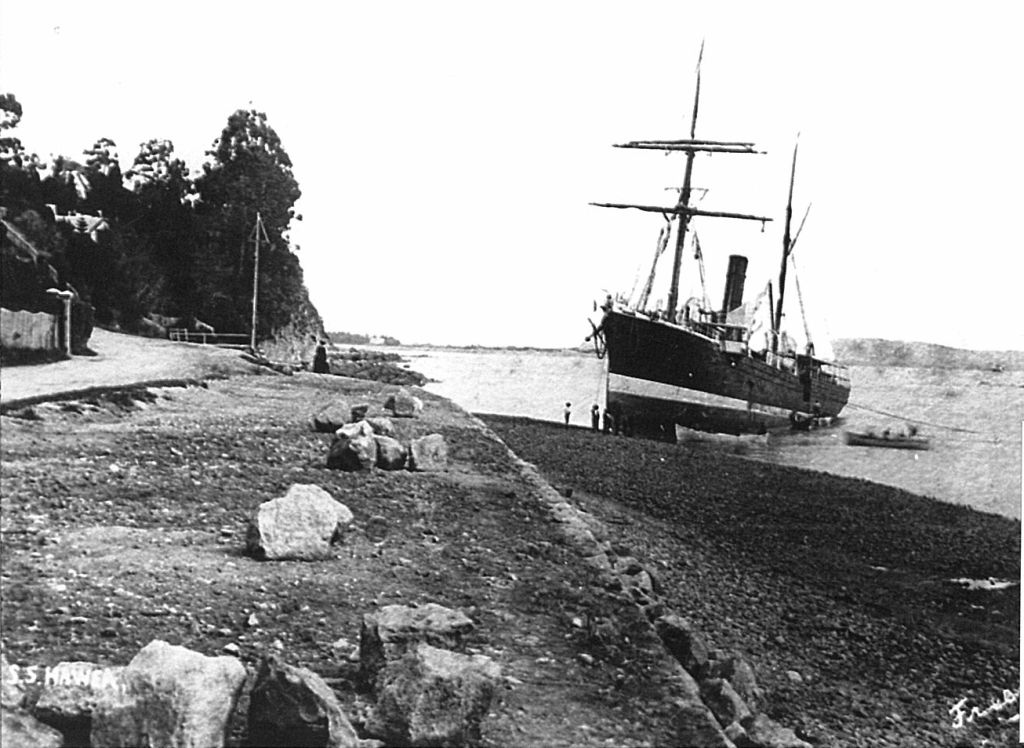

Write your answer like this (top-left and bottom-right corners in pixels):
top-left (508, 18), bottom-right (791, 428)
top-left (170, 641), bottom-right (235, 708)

top-left (721, 255), bottom-right (748, 313)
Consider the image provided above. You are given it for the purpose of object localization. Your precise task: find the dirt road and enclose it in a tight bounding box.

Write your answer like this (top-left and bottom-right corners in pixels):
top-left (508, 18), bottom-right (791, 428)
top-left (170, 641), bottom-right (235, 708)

top-left (1, 329), bottom-right (261, 408)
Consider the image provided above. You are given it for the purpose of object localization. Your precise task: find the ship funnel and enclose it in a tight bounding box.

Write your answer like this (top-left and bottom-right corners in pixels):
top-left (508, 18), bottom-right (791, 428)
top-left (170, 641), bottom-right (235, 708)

top-left (721, 255), bottom-right (748, 313)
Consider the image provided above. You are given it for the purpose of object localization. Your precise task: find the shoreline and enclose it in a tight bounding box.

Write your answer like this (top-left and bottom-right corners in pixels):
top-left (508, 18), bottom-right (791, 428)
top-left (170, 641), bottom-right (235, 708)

top-left (1, 333), bottom-right (1019, 745)
top-left (482, 414), bottom-right (1020, 746)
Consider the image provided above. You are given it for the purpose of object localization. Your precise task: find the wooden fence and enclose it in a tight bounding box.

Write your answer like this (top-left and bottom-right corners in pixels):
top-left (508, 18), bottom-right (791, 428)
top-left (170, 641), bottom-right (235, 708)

top-left (0, 307), bottom-right (60, 352)
top-left (167, 328), bottom-right (250, 349)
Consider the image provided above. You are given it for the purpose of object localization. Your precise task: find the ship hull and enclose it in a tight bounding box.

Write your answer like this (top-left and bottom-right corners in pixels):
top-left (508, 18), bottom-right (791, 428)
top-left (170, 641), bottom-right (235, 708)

top-left (602, 311), bottom-right (850, 438)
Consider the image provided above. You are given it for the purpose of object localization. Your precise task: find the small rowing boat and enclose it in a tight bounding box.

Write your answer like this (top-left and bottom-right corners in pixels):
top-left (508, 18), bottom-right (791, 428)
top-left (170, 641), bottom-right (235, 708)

top-left (844, 430), bottom-right (930, 450)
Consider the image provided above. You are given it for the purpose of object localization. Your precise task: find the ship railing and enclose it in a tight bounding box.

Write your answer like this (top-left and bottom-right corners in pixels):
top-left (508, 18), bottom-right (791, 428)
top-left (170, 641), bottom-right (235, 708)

top-left (765, 350), bottom-right (796, 372)
top-left (819, 362), bottom-right (851, 385)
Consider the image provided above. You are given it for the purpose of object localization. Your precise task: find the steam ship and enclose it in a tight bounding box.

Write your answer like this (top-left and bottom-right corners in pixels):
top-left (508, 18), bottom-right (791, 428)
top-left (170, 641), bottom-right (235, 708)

top-left (588, 53), bottom-right (850, 438)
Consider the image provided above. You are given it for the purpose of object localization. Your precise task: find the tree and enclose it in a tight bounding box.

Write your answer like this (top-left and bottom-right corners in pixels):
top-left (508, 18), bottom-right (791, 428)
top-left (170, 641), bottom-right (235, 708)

top-left (193, 108), bottom-right (309, 337)
top-left (0, 93), bottom-right (45, 209)
top-left (126, 140), bottom-right (190, 196)
top-left (125, 139), bottom-right (198, 316)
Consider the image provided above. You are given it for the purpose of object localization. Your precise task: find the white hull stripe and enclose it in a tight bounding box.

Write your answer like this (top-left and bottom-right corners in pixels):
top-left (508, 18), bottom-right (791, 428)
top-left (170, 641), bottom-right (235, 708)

top-left (608, 373), bottom-right (795, 419)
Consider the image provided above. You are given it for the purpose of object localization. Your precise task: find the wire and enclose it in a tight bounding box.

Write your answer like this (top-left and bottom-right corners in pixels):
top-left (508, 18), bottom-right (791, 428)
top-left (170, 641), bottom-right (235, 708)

top-left (845, 401), bottom-right (987, 436)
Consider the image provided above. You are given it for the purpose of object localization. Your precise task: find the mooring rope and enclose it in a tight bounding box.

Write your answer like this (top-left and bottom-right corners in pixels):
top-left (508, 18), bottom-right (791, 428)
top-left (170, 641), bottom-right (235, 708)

top-left (845, 400), bottom-right (987, 436)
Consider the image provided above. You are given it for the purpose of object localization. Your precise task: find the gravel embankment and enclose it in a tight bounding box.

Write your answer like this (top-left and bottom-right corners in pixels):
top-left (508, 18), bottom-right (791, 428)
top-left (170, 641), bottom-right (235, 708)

top-left (1, 374), bottom-right (737, 746)
top-left (482, 415), bottom-right (1021, 747)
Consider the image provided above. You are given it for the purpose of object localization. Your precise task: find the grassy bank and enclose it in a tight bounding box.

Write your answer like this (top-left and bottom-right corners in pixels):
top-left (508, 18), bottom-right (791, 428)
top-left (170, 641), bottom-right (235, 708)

top-left (482, 415), bottom-right (1021, 747)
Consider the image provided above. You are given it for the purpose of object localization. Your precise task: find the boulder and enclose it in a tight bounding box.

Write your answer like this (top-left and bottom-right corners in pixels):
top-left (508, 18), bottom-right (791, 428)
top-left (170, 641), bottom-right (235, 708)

top-left (365, 417), bottom-right (396, 437)
top-left (360, 604), bottom-right (474, 690)
top-left (408, 435), bottom-right (448, 472)
top-left (350, 404), bottom-right (370, 422)
top-left (557, 520), bottom-right (605, 558)
top-left (91, 640), bottom-right (246, 748)
top-left (328, 423), bottom-right (377, 472)
top-left (724, 721), bottom-right (753, 746)
top-left (247, 655), bottom-right (359, 748)
top-left (247, 484), bottom-right (354, 561)
top-left (384, 390), bottom-right (423, 418)
top-left (368, 644), bottom-right (500, 747)
top-left (669, 701), bottom-right (735, 748)
top-left (1, 706), bottom-right (64, 748)
top-left (621, 569), bottom-right (656, 601)
top-left (311, 401), bottom-right (351, 433)
top-left (656, 614), bottom-right (711, 680)
top-left (741, 713), bottom-right (812, 748)
top-left (1, 653), bottom-right (25, 709)
top-left (699, 677), bottom-right (752, 729)
top-left (33, 662), bottom-right (125, 746)
top-left (336, 421), bottom-right (374, 439)
top-left (709, 654), bottom-right (765, 712)
top-left (375, 436), bottom-right (408, 471)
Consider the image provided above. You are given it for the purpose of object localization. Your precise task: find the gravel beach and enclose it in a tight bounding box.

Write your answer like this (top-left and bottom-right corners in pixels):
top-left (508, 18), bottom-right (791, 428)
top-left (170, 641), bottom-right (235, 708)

top-left (1, 330), bottom-right (1019, 746)
top-left (482, 415), bottom-right (1021, 747)
top-left (0, 369), bottom-right (769, 746)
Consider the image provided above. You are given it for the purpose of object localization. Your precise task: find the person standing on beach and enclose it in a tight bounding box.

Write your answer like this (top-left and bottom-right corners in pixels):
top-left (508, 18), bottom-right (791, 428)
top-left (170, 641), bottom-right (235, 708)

top-left (312, 341), bottom-right (329, 373)
top-left (563, 402), bottom-right (571, 429)
top-left (591, 404), bottom-right (600, 431)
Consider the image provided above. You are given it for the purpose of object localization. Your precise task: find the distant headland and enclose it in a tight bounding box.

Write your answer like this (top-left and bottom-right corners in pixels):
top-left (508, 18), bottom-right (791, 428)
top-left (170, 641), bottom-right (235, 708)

top-left (325, 331), bottom-right (402, 346)
top-left (833, 338), bottom-right (1023, 371)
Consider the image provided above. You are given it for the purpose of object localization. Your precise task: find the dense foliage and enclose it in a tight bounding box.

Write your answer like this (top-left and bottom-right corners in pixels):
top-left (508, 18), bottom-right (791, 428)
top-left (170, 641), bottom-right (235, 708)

top-left (0, 95), bottom-right (323, 344)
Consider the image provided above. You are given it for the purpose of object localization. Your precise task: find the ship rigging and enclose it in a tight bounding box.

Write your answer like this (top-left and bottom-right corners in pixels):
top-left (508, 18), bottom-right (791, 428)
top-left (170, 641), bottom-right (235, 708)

top-left (588, 49), bottom-right (851, 438)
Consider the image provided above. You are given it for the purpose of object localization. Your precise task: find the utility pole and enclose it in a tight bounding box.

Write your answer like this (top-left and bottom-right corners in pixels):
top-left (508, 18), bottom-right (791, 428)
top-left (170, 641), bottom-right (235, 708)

top-left (249, 212), bottom-right (270, 354)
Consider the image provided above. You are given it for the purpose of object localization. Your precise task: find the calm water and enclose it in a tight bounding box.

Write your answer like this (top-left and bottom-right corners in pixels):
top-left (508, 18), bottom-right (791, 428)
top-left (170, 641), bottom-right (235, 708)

top-left (398, 346), bottom-right (1023, 519)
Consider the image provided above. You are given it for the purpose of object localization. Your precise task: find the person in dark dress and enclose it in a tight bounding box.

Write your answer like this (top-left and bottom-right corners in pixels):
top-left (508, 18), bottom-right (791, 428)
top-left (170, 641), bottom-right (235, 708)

top-left (590, 404), bottom-right (600, 431)
top-left (312, 341), bottom-right (329, 373)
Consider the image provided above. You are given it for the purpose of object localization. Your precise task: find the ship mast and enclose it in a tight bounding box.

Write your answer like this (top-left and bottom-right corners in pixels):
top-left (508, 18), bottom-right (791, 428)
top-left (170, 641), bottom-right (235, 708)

top-left (772, 141), bottom-right (798, 353)
top-left (665, 49), bottom-right (703, 320)
top-left (591, 47), bottom-right (772, 320)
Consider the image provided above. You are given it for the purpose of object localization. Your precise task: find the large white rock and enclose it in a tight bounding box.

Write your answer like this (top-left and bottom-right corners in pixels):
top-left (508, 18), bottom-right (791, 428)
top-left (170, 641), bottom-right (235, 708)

top-left (368, 643), bottom-right (500, 747)
top-left (408, 434), bottom-right (448, 472)
top-left (247, 655), bottom-right (360, 748)
top-left (91, 640), bottom-right (246, 748)
top-left (360, 604), bottom-right (474, 689)
top-left (247, 484), bottom-right (353, 561)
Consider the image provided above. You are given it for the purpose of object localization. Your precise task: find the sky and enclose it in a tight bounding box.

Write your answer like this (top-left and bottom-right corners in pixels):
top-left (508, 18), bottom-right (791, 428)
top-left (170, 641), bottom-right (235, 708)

top-left (1, 1), bottom-right (1022, 352)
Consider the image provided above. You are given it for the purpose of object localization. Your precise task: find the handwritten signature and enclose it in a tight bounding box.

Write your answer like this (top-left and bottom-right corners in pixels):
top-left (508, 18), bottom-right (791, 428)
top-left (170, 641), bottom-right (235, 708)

top-left (949, 688), bottom-right (1020, 729)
